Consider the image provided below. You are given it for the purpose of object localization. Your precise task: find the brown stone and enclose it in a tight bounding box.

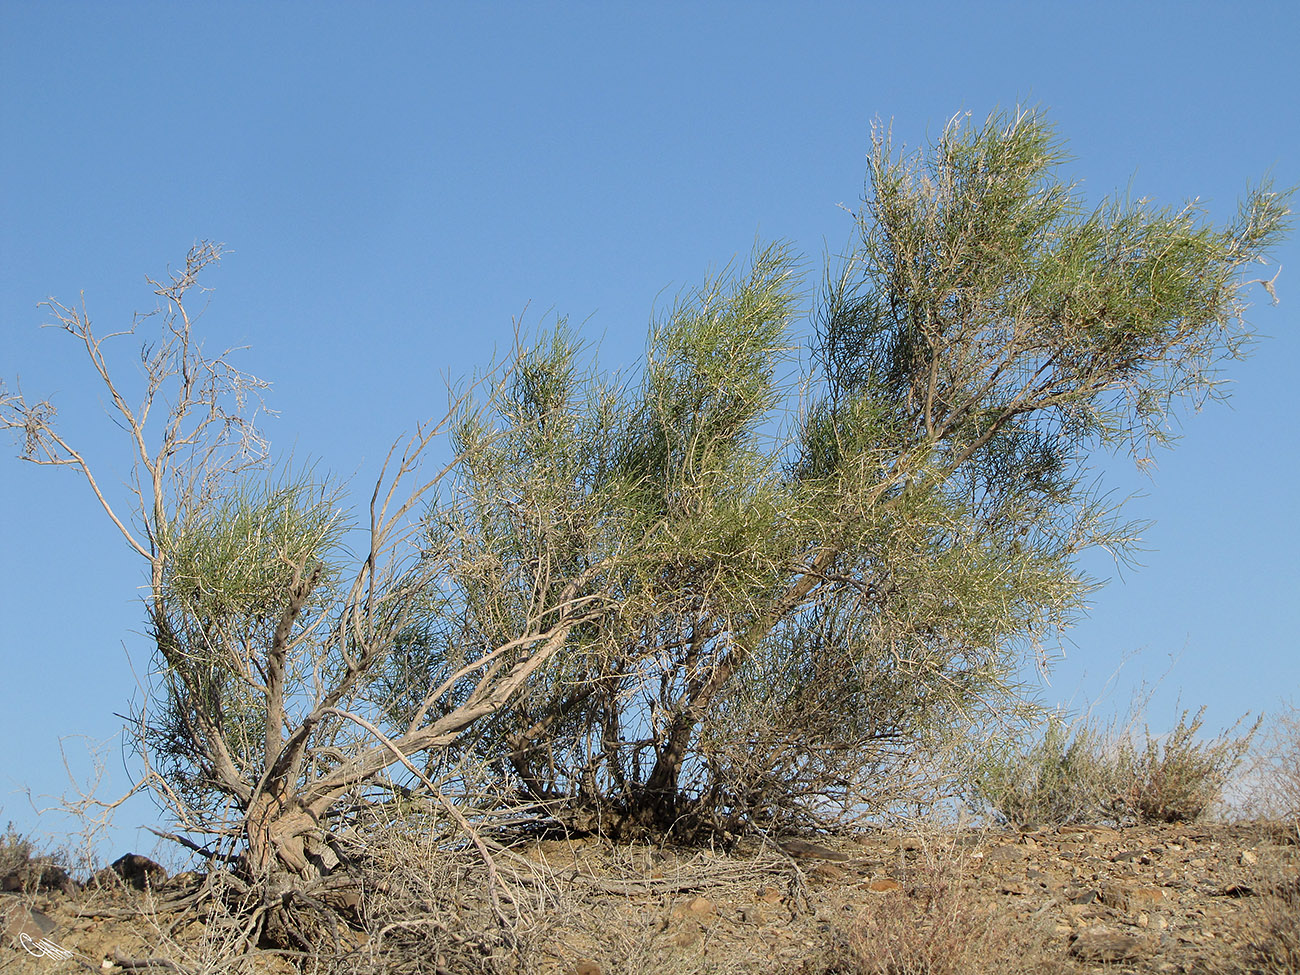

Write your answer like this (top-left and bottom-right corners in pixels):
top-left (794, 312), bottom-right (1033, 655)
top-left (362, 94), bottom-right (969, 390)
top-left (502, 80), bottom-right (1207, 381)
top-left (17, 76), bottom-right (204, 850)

top-left (810, 863), bottom-right (845, 881)
top-left (866, 878), bottom-right (903, 893)
top-left (986, 844), bottom-right (1028, 862)
top-left (756, 886), bottom-right (783, 904)
top-left (571, 960), bottom-right (603, 975)
top-left (1101, 884), bottom-right (1169, 911)
top-left (1066, 887), bottom-right (1101, 905)
top-left (1, 900), bottom-right (56, 943)
top-left (674, 895), bottom-right (715, 919)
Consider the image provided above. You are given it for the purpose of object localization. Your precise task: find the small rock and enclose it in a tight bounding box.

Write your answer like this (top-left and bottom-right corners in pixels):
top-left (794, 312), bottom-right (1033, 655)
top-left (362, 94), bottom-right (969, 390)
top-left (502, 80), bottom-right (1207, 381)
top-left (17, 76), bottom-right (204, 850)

top-left (987, 844), bottom-right (1028, 862)
top-left (1240, 849), bottom-right (1258, 866)
top-left (756, 886), bottom-right (783, 904)
top-left (571, 960), bottom-right (602, 975)
top-left (810, 863), bottom-right (845, 881)
top-left (866, 878), bottom-right (902, 893)
top-left (675, 895), bottom-right (715, 919)
top-left (671, 924), bottom-right (701, 947)
top-left (1106, 885), bottom-right (1171, 911)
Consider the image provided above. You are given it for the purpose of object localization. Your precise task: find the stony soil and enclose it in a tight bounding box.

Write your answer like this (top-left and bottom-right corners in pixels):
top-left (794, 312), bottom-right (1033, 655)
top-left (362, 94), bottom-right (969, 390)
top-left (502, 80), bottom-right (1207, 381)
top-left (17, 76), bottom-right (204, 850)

top-left (2, 821), bottom-right (1297, 974)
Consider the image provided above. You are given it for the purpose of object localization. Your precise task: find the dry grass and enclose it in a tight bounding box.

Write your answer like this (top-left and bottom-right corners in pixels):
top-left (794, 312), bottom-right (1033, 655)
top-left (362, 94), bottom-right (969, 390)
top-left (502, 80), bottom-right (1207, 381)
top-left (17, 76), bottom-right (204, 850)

top-left (847, 872), bottom-right (1039, 974)
top-left (796, 828), bottom-right (1063, 975)
top-left (337, 823), bottom-right (875, 975)
top-left (1247, 702), bottom-right (1300, 825)
top-left (1232, 822), bottom-right (1300, 975)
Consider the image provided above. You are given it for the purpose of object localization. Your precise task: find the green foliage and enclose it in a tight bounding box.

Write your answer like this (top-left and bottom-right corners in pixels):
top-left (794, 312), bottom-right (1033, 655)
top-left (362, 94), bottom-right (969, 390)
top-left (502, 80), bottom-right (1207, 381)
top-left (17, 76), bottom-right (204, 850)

top-left (161, 471), bottom-right (346, 628)
top-left (144, 471), bottom-right (349, 813)
top-left (972, 711), bottom-right (1120, 828)
top-left (0, 820), bottom-right (38, 878)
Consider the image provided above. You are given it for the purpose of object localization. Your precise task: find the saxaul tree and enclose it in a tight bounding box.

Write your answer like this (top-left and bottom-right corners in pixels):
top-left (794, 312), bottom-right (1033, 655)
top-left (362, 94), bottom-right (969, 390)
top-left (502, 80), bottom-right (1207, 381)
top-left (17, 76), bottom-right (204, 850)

top-left (442, 107), bottom-right (1290, 834)
top-left (4, 107), bottom-right (1291, 884)
top-left (2, 243), bottom-right (611, 882)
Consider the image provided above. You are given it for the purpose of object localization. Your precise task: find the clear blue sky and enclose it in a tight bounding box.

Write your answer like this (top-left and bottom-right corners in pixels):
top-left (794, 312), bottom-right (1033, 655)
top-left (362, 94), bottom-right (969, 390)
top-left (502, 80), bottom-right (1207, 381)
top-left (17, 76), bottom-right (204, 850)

top-left (2, 2), bottom-right (1296, 857)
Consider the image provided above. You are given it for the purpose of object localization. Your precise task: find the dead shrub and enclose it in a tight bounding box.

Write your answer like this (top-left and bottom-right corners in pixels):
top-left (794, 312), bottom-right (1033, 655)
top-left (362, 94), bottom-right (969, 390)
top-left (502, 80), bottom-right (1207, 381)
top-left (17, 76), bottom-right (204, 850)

top-left (337, 820), bottom-right (550, 975)
top-left (1247, 701), bottom-right (1300, 824)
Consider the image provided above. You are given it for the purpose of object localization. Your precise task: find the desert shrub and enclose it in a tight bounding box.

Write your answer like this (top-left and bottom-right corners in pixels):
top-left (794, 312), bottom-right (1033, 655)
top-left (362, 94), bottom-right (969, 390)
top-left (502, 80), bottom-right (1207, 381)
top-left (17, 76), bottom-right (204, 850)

top-left (0, 821), bottom-right (38, 878)
top-left (973, 706), bottom-right (1257, 827)
top-left (1247, 701), bottom-right (1300, 822)
top-left (5, 107), bottom-right (1289, 881)
top-left (0, 819), bottom-right (74, 893)
top-left (0, 821), bottom-right (41, 889)
top-left (1113, 707), bottom-right (1259, 824)
top-left (970, 711), bottom-right (1117, 828)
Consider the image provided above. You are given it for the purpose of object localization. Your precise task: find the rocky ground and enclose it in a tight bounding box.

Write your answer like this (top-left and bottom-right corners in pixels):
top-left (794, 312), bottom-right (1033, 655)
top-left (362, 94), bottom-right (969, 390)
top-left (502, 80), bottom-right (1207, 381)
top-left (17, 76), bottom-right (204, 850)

top-left (3, 821), bottom-right (1298, 974)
